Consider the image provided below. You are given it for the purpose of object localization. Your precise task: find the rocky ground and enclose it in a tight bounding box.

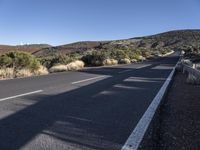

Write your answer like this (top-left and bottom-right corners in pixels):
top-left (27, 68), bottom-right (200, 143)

top-left (140, 71), bottom-right (200, 150)
top-left (158, 71), bottom-right (200, 150)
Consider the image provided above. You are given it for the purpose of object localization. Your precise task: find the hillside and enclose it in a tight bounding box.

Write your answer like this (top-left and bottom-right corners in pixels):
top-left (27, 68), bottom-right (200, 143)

top-left (0, 44), bottom-right (51, 55)
top-left (33, 29), bottom-right (200, 57)
top-left (32, 41), bottom-right (103, 56)
top-left (1, 29), bottom-right (200, 56)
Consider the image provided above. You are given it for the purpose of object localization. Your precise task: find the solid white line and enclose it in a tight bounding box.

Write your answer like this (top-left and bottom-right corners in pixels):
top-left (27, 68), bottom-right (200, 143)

top-left (121, 67), bottom-right (176, 150)
top-left (71, 76), bottom-right (106, 84)
top-left (118, 70), bottom-right (132, 74)
top-left (0, 90), bottom-right (43, 102)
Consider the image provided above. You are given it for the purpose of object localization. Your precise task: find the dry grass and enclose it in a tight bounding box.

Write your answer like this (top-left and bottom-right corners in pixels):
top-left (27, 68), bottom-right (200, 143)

top-left (0, 68), bottom-right (14, 79)
top-left (67, 60), bottom-right (85, 71)
top-left (102, 59), bottom-right (118, 66)
top-left (119, 58), bottom-right (131, 64)
top-left (49, 60), bottom-right (85, 73)
top-left (131, 59), bottom-right (137, 63)
top-left (16, 69), bottom-right (33, 77)
top-left (49, 65), bottom-right (68, 73)
top-left (34, 65), bottom-right (49, 75)
top-left (138, 56), bottom-right (146, 61)
top-left (0, 65), bottom-right (49, 79)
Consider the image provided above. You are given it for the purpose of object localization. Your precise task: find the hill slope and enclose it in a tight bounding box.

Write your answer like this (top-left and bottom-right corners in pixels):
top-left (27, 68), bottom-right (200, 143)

top-left (33, 29), bottom-right (200, 56)
top-left (1, 29), bottom-right (200, 56)
top-left (0, 44), bottom-right (51, 55)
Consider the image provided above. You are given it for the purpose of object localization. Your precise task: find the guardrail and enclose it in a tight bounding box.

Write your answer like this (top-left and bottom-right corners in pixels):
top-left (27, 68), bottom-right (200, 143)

top-left (179, 62), bottom-right (200, 84)
top-left (182, 64), bottom-right (200, 77)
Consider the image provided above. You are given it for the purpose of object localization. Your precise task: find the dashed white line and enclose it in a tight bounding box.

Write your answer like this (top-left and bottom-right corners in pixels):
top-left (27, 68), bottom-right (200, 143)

top-left (0, 90), bottom-right (43, 102)
top-left (136, 64), bottom-right (151, 69)
top-left (118, 70), bottom-right (132, 74)
top-left (71, 76), bottom-right (106, 84)
top-left (118, 64), bottom-right (151, 74)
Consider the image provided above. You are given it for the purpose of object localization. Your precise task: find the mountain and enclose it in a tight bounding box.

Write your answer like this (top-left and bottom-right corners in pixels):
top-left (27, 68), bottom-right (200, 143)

top-left (1, 29), bottom-right (200, 56)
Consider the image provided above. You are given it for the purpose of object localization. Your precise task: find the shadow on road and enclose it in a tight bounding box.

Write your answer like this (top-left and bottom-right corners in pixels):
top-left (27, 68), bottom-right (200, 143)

top-left (0, 56), bottom-right (179, 149)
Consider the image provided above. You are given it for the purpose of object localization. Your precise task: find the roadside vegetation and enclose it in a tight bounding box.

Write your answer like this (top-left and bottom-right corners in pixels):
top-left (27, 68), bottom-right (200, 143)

top-left (0, 51), bottom-right (48, 79)
top-left (0, 48), bottom-right (173, 79)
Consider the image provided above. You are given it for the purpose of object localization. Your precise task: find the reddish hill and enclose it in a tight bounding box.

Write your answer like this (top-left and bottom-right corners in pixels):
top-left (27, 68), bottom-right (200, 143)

top-left (0, 44), bottom-right (51, 55)
top-left (32, 41), bottom-right (104, 56)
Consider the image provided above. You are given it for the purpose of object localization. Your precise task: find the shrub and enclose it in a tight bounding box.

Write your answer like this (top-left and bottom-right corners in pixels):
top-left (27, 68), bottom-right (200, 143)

top-left (141, 50), bottom-right (151, 58)
top-left (129, 53), bottom-right (140, 60)
top-left (16, 69), bottom-right (33, 77)
top-left (0, 68), bottom-right (14, 79)
top-left (39, 55), bottom-right (75, 69)
top-left (0, 55), bottom-right (12, 68)
top-left (0, 65), bottom-right (48, 79)
top-left (131, 59), bottom-right (137, 63)
top-left (66, 60), bottom-right (85, 71)
top-left (49, 60), bottom-right (85, 73)
top-left (34, 65), bottom-right (49, 75)
top-left (138, 56), bottom-right (146, 61)
top-left (91, 60), bottom-right (102, 66)
top-left (29, 58), bottom-right (40, 72)
top-left (0, 51), bottom-right (40, 71)
top-left (102, 59), bottom-right (118, 66)
top-left (110, 49), bottom-right (129, 60)
top-left (81, 50), bottom-right (108, 66)
top-left (119, 58), bottom-right (131, 64)
top-left (49, 65), bottom-right (68, 73)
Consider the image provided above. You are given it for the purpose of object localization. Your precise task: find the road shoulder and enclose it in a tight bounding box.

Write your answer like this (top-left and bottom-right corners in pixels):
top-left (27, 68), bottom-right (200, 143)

top-left (140, 71), bottom-right (200, 150)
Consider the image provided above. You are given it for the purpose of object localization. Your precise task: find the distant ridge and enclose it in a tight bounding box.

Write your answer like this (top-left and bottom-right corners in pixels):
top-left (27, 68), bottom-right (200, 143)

top-left (0, 44), bottom-right (51, 55)
top-left (1, 29), bottom-right (200, 56)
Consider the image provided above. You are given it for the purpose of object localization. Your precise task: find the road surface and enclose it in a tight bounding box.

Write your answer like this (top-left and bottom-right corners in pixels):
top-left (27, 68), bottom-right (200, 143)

top-left (0, 53), bottom-right (179, 150)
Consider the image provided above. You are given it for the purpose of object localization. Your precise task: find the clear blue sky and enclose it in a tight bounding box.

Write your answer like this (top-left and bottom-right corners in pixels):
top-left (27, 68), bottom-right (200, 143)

top-left (0, 0), bottom-right (200, 46)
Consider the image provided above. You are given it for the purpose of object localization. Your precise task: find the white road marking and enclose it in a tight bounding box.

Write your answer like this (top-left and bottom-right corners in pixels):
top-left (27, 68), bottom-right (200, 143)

top-left (118, 70), bottom-right (132, 74)
top-left (71, 76), bottom-right (106, 84)
top-left (136, 64), bottom-right (151, 69)
top-left (121, 66), bottom-right (176, 150)
top-left (0, 90), bottom-right (43, 102)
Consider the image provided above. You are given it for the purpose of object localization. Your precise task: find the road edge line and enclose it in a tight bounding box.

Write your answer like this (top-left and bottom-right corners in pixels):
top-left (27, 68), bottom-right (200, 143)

top-left (121, 62), bottom-right (178, 150)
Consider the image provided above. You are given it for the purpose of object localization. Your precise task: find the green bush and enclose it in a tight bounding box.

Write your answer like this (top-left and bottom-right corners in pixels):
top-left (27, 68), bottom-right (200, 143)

top-left (110, 49), bottom-right (129, 60)
top-left (0, 55), bottom-right (12, 68)
top-left (0, 51), bottom-right (40, 71)
top-left (141, 50), bottom-right (152, 58)
top-left (81, 50), bottom-right (110, 66)
top-left (119, 58), bottom-right (131, 64)
top-left (128, 52), bottom-right (141, 60)
top-left (81, 49), bottom-right (143, 66)
top-left (39, 54), bottom-right (76, 68)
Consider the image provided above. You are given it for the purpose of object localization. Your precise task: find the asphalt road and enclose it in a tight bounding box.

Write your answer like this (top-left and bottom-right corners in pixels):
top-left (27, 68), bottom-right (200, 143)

top-left (0, 52), bottom-right (179, 150)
